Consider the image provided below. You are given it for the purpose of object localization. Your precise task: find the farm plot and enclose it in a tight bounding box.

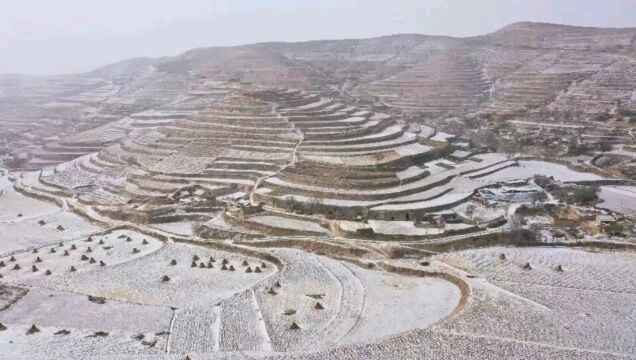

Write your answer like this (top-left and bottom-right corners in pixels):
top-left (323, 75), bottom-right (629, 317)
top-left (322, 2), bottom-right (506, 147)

top-left (0, 210), bottom-right (103, 256)
top-left (432, 247), bottom-right (636, 355)
top-left (203, 213), bottom-right (263, 235)
top-left (247, 215), bottom-right (330, 235)
top-left (0, 287), bottom-right (172, 334)
top-left (477, 160), bottom-right (604, 183)
top-left (33, 241), bottom-right (276, 307)
top-left (492, 281), bottom-right (636, 354)
top-left (219, 289), bottom-right (272, 352)
top-left (167, 305), bottom-right (220, 354)
top-left (432, 276), bottom-right (636, 356)
top-left (149, 221), bottom-right (195, 236)
top-left (268, 328), bottom-right (627, 360)
top-left (598, 185), bottom-right (636, 217)
top-left (435, 247), bottom-right (636, 293)
top-left (168, 273), bottom-right (274, 354)
top-left (338, 264), bottom-right (461, 346)
top-left (251, 250), bottom-right (461, 351)
top-left (254, 249), bottom-right (344, 351)
top-left (366, 220), bottom-right (443, 237)
top-left (289, 255), bottom-right (364, 351)
top-left (0, 229), bottom-right (162, 285)
top-left (0, 186), bottom-right (61, 223)
top-left (0, 323), bottom-right (166, 360)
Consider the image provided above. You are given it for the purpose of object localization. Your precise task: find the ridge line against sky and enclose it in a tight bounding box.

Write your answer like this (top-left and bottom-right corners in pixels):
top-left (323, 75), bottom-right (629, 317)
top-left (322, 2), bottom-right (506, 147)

top-left (2, 0), bottom-right (636, 75)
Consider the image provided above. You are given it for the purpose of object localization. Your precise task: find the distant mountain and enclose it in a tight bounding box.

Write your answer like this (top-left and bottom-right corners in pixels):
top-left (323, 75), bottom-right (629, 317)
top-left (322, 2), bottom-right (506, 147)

top-left (5, 22), bottom-right (636, 119)
top-left (88, 57), bottom-right (160, 79)
top-left (116, 22), bottom-right (630, 119)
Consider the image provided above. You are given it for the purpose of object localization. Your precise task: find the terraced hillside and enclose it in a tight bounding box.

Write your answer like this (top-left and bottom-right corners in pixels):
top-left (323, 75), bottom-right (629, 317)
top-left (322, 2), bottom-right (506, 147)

top-left (1, 21), bottom-right (636, 359)
top-left (0, 67), bottom-right (229, 170)
top-left (150, 22), bottom-right (636, 120)
top-left (9, 86), bottom-right (546, 241)
top-left (2, 22), bottom-right (635, 163)
top-left (353, 49), bottom-right (492, 115)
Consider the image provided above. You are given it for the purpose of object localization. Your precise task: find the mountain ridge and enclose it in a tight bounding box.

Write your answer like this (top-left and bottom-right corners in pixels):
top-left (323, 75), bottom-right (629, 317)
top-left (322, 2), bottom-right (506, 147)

top-left (2, 21), bottom-right (636, 124)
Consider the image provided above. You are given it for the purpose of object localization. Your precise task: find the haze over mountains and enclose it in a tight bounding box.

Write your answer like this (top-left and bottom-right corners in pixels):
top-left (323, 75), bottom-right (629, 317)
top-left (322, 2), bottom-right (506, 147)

top-left (4, 22), bottom-right (636, 118)
top-left (97, 22), bottom-right (636, 117)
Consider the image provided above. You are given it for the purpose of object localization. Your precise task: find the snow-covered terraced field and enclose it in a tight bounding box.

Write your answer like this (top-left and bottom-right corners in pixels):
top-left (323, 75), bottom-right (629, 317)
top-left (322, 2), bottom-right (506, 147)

top-left (599, 186), bottom-right (636, 216)
top-left (0, 323), bottom-right (169, 359)
top-left (365, 220), bottom-right (444, 236)
top-left (0, 209), bottom-right (103, 256)
top-left (36, 241), bottom-right (276, 307)
top-left (0, 288), bottom-right (172, 334)
top-left (0, 234), bottom-right (463, 357)
top-left (0, 186), bottom-right (60, 223)
top-left (298, 256), bottom-right (364, 350)
top-left (479, 160), bottom-right (605, 182)
top-left (0, 231), bottom-right (279, 358)
top-left (254, 249), bottom-right (344, 351)
top-left (247, 215), bottom-right (330, 235)
top-left (219, 289), bottom-right (272, 352)
top-left (148, 222), bottom-right (195, 236)
top-left (0, 229), bottom-right (162, 285)
top-left (432, 247), bottom-right (636, 355)
top-left (338, 263), bottom-right (461, 345)
top-left (167, 305), bottom-right (220, 354)
top-left (436, 246), bottom-right (636, 293)
top-left (251, 249), bottom-right (463, 352)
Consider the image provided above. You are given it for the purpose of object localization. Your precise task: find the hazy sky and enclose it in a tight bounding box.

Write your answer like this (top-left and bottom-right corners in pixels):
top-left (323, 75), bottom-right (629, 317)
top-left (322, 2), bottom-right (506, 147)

top-left (2, 0), bottom-right (635, 75)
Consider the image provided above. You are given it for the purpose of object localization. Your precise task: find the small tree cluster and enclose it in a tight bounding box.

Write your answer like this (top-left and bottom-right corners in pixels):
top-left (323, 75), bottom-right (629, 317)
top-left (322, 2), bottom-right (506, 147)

top-left (572, 185), bottom-right (599, 204)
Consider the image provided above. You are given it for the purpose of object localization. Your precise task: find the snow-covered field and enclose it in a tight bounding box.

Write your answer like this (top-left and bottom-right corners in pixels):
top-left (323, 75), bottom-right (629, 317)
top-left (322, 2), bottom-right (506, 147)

top-left (0, 323), bottom-right (168, 360)
top-left (479, 160), bottom-right (604, 183)
top-left (0, 229), bottom-right (163, 285)
top-left (253, 249), bottom-right (462, 351)
top-left (0, 186), bottom-right (60, 223)
top-left (0, 211), bottom-right (103, 256)
top-left (339, 263), bottom-right (460, 345)
top-left (0, 240), bottom-right (469, 358)
top-left (0, 231), bottom-right (279, 358)
top-left (149, 221), bottom-right (195, 236)
top-left (367, 220), bottom-right (443, 236)
top-left (219, 289), bottom-right (272, 352)
top-left (0, 172), bottom-right (11, 190)
top-left (36, 241), bottom-right (276, 307)
top-left (0, 188), bottom-right (103, 256)
top-left (254, 249), bottom-right (346, 351)
top-left (598, 186), bottom-right (636, 216)
top-left (248, 215), bottom-right (330, 234)
top-left (432, 247), bottom-right (636, 355)
top-left (0, 288), bottom-right (172, 334)
top-left (0, 229), bottom-right (170, 359)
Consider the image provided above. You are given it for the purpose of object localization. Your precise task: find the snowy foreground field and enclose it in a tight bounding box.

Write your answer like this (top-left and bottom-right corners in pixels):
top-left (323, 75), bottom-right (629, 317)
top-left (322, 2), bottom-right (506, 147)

top-left (1, 165), bottom-right (636, 359)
